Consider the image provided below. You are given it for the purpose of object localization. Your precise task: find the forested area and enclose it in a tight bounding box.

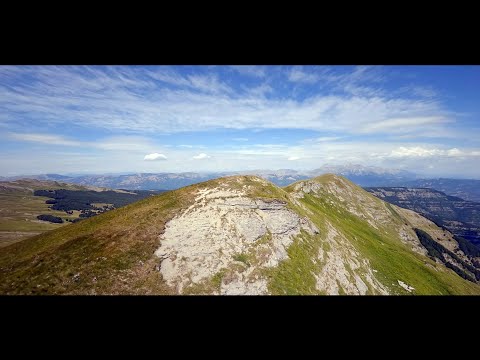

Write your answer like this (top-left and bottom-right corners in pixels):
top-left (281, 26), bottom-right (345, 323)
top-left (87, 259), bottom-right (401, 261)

top-left (37, 214), bottom-right (63, 223)
top-left (414, 228), bottom-right (480, 282)
top-left (34, 188), bottom-right (166, 219)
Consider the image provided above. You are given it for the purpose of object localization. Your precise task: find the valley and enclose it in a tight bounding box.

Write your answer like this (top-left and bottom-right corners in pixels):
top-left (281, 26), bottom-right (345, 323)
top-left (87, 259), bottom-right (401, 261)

top-left (365, 187), bottom-right (480, 248)
top-left (0, 179), bottom-right (165, 247)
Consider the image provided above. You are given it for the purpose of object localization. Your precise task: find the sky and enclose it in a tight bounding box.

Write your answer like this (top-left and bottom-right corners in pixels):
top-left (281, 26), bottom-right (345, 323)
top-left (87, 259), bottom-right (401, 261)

top-left (0, 65), bottom-right (479, 178)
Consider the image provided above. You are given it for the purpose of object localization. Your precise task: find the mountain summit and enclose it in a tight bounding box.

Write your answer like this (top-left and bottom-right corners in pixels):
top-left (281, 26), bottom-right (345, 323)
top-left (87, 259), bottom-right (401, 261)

top-left (1, 174), bottom-right (479, 295)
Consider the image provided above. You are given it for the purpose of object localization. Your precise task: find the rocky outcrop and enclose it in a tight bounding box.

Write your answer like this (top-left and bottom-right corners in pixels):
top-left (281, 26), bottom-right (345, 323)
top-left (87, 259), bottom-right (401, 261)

top-left (315, 223), bottom-right (388, 295)
top-left (155, 186), bottom-right (319, 294)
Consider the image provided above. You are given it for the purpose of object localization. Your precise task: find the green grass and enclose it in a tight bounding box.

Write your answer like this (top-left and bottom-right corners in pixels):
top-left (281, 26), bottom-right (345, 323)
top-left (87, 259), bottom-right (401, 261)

top-left (256, 231), bottom-right (272, 245)
top-left (267, 230), bottom-right (323, 295)
top-left (263, 174), bottom-right (479, 295)
top-left (0, 180), bottom-right (150, 246)
top-left (233, 253), bottom-right (251, 266)
top-left (211, 270), bottom-right (226, 290)
top-left (183, 269), bottom-right (227, 295)
top-left (2, 174), bottom-right (480, 295)
top-left (299, 191), bottom-right (480, 295)
top-left (0, 191), bottom-right (81, 239)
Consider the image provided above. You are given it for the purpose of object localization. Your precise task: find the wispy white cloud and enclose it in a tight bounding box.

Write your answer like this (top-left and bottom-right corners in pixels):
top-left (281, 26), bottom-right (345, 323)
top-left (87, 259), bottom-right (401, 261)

top-left (342, 84), bottom-right (385, 97)
top-left (314, 136), bottom-right (343, 142)
top-left (360, 116), bottom-right (449, 134)
top-left (411, 86), bottom-right (437, 98)
top-left (192, 153), bottom-right (210, 159)
top-left (147, 68), bottom-right (191, 87)
top-left (187, 74), bottom-right (232, 94)
top-left (8, 132), bottom-right (159, 153)
top-left (389, 146), bottom-right (445, 158)
top-left (8, 132), bottom-right (83, 146)
top-left (387, 146), bottom-right (480, 158)
top-left (95, 136), bottom-right (159, 152)
top-left (114, 67), bottom-right (232, 95)
top-left (227, 140), bottom-right (480, 172)
top-left (3, 136), bottom-right (480, 178)
top-left (447, 148), bottom-right (462, 156)
top-left (246, 83), bottom-right (273, 97)
top-left (1, 65), bottom-right (476, 178)
top-left (0, 66), bottom-right (454, 139)
top-left (397, 85), bottom-right (438, 99)
top-left (230, 65), bottom-right (266, 78)
top-left (144, 153), bottom-right (167, 161)
top-left (311, 65), bottom-right (386, 96)
top-left (226, 144), bottom-right (290, 157)
top-left (288, 66), bottom-right (319, 84)
top-left (346, 65), bottom-right (385, 84)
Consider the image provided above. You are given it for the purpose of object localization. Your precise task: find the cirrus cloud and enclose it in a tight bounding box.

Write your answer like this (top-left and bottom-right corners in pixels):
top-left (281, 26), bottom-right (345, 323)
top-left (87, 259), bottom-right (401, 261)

top-left (8, 132), bottom-right (83, 147)
top-left (1, 65), bottom-right (478, 178)
top-left (0, 66), bottom-right (454, 138)
top-left (287, 66), bottom-right (319, 84)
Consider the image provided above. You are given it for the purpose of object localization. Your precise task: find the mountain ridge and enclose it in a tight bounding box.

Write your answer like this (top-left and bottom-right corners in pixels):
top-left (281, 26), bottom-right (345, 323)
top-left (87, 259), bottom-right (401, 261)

top-left (0, 164), bottom-right (417, 190)
top-left (1, 174), bottom-right (479, 295)
top-left (9, 166), bottom-right (475, 202)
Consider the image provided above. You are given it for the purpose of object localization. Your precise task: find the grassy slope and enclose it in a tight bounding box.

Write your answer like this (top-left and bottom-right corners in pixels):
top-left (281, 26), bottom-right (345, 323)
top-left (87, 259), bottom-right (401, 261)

top-left (266, 229), bottom-right (323, 295)
top-left (0, 181), bottom-right (102, 247)
top-left (279, 175), bottom-right (480, 295)
top-left (1, 175), bottom-right (479, 295)
top-left (0, 184), bottom-right (193, 294)
top-left (0, 176), bottom-right (276, 294)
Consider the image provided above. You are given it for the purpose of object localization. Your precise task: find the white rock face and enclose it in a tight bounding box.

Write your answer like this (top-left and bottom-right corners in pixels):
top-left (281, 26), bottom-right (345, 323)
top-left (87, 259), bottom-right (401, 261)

top-left (397, 280), bottom-right (415, 293)
top-left (315, 222), bottom-right (389, 295)
top-left (220, 267), bottom-right (269, 295)
top-left (292, 180), bottom-right (323, 198)
top-left (155, 187), bottom-right (318, 294)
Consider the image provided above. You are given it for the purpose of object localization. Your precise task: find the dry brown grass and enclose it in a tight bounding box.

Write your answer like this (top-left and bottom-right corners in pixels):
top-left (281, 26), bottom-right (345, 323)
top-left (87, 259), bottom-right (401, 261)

top-left (0, 182), bottom-right (196, 295)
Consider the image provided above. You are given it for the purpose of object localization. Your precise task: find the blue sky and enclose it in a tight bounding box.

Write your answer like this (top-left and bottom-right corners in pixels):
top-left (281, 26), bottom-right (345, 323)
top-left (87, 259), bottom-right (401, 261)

top-left (1, 65), bottom-right (479, 177)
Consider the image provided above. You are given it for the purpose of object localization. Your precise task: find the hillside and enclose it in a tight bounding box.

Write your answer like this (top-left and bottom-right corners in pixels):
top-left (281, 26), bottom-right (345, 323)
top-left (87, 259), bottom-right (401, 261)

top-left (1, 175), bottom-right (479, 295)
top-left (365, 187), bottom-right (480, 248)
top-left (0, 180), bottom-right (106, 248)
top-left (0, 179), bottom-right (164, 248)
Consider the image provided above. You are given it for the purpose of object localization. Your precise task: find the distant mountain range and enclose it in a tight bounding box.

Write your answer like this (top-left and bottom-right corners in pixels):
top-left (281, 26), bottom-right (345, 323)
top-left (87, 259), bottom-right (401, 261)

top-left (0, 164), bottom-right (415, 189)
top-left (402, 179), bottom-right (480, 203)
top-left (366, 187), bottom-right (480, 248)
top-left (3, 164), bottom-right (480, 201)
